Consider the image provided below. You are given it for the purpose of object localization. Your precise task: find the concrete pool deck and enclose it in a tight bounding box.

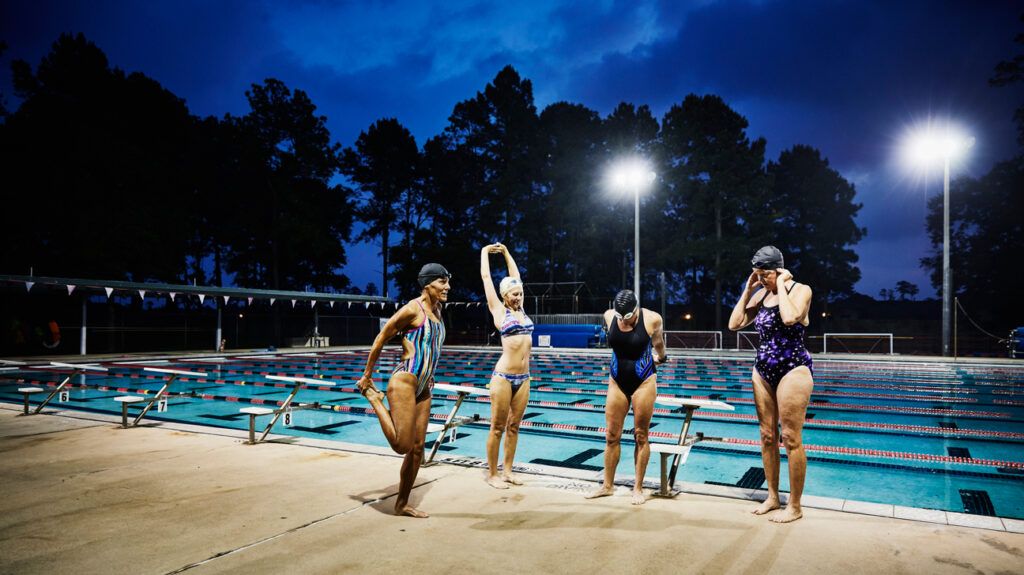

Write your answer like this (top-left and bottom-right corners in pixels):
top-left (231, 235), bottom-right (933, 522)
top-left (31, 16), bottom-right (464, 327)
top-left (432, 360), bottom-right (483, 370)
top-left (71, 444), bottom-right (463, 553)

top-left (1, 407), bottom-right (1022, 575)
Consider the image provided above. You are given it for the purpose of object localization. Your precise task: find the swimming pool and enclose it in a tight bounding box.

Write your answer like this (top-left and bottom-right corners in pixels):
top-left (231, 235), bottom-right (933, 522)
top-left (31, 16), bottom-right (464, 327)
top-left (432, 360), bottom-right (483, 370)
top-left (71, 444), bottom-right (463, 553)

top-left (2, 347), bottom-right (1022, 519)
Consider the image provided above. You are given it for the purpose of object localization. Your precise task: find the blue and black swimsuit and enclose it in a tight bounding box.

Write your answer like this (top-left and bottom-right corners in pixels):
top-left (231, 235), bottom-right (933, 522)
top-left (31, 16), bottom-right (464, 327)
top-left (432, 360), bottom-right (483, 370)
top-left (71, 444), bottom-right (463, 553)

top-left (608, 308), bottom-right (656, 399)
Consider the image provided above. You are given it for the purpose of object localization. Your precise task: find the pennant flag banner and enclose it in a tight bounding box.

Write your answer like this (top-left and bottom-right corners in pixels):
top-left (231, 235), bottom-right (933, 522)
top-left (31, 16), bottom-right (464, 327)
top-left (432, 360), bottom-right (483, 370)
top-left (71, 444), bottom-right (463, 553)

top-left (329, 301), bottom-right (334, 308)
top-left (198, 294), bottom-right (206, 304)
top-left (347, 302), bottom-right (352, 308)
top-left (311, 300), bottom-right (317, 308)
top-left (169, 292), bottom-right (177, 302)
top-left (139, 290), bottom-right (146, 300)
top-left (247, 297), bottom-right (253, 306)
top-left (104, 287), bottom-right (114, 299)
top-left (291, 300), bottom-right (297, 308)
top-left (270, 298), bottom-right (276, 306)
top-left (25, 281), bottom-right (34, 292)
top-left (223, 296), bottom-right (230, 304)
top-left (67, 285), bottom-right (76, 295)
top-left (364, 302), bottom-right (370, 309)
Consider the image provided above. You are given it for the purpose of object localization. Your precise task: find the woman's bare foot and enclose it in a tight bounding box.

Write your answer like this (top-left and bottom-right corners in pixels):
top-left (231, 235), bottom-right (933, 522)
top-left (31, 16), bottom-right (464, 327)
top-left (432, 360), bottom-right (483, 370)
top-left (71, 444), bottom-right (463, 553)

top-left (486, 475), bottom-right (510, 489)
top-left (752, 497), bottom-right (781, 515)
top-left (396, 505), bottom-right (429, 518)
top-left (362, 386), bottom-right (385, 403)
top-left (631, 490), bottom-right (647, 505)
top-left (769, 506), bottom-right (803, 523)
top-left (585, 485), bottom-right (615, 499)
top-left (502, 473), bottom-right (523, 485)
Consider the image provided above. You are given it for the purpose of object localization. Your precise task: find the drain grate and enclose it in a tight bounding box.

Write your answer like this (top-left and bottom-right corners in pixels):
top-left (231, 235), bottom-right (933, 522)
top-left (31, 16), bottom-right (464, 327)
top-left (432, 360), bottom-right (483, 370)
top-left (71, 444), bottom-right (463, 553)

top-left (959, 489), bottom-right (996, 516)
top-left (947, 447), bottom-right (971, 458)
top-left (736, 467), bottom-right (767, 489)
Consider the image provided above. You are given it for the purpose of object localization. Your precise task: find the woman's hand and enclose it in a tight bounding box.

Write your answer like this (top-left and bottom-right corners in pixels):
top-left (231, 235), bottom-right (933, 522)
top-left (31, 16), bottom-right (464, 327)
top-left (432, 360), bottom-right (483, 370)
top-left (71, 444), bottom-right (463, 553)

top-left (357, 375), bottom-right (376, 395)
top-left (492, 243), bottom-right (507, 254)
top-left (745, 270), bottom-right (760, 292)
top-left (777, 268), bottom-right (793, 284)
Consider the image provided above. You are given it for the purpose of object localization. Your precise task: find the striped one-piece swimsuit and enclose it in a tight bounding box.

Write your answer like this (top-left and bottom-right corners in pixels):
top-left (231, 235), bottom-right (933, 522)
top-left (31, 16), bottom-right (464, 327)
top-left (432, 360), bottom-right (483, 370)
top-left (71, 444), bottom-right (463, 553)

top-left (393, 300), bottom-right (445, 397)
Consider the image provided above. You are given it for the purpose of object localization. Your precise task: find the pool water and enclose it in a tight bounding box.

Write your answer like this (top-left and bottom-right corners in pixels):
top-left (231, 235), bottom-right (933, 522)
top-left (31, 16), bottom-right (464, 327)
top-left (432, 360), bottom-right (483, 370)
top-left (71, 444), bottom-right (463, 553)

top-left (2, 348), bottom-right (1022, 518)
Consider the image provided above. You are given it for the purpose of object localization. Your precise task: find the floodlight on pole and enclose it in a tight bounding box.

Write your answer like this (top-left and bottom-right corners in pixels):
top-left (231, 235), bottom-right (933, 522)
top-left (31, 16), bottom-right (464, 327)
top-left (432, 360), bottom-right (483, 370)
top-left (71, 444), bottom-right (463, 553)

top-left (901, 121), bottom-right (974, 356)
top-left (607, 158), bottom-right (656, 302)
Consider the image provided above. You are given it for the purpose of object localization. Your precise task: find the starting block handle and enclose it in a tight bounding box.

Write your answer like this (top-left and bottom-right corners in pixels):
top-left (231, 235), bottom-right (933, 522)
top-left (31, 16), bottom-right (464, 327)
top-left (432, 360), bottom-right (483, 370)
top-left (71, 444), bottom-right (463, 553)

top-left (425, 389), bottom-right (472, 464)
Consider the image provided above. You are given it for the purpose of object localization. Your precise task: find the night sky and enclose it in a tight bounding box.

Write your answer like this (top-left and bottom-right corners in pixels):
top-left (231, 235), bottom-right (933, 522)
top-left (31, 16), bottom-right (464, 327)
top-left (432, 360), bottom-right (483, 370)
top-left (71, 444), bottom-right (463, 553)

top-left (2, 1), bottom-right (1021, 298)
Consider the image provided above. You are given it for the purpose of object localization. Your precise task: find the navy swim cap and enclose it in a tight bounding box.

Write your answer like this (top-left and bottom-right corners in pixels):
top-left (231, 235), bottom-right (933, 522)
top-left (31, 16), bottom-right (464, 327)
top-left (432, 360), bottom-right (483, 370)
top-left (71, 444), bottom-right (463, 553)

top-left (751, 246), bottom-right (784, 270)
top-left (418, 263), bottom-right (451, 288)
top-left (613, 290), bottom-right (639, 317)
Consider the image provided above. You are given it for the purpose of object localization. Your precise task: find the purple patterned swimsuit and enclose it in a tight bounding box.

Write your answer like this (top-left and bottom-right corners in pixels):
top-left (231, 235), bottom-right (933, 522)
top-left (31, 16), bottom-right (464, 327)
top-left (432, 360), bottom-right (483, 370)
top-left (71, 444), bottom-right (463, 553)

top-left (753, 286), bottom-right (813, 389)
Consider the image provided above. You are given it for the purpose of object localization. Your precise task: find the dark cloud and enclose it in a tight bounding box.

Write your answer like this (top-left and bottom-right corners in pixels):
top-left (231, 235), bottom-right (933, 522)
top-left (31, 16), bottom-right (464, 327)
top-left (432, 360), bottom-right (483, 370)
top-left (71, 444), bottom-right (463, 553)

top-left (2, 0), bottom-right (1020, 296)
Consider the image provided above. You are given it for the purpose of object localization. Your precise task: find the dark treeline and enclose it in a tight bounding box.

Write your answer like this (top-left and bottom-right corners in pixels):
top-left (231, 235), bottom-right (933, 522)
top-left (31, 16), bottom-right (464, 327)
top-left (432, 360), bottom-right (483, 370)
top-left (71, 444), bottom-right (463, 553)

top-left (1, 32), bottom-right (1019, 342)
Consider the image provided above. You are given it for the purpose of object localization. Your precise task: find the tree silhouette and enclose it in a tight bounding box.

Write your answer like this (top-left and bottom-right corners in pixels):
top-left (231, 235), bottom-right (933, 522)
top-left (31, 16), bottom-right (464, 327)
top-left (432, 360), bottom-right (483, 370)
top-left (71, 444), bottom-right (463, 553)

top-left (660, 95), bottom-right (769, 331)
top-left (341, 118), bottom-right (421, 298)
top-left (768, 145), bottom-right (865, 308)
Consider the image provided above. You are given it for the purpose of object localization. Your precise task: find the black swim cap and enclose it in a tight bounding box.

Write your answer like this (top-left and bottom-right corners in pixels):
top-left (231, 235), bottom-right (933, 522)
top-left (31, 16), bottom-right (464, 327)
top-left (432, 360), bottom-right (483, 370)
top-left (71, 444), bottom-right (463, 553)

top-left (418, 263), bottom-right (451, 288)
top-left (613, 289), bottom-right (639, 316)
top-left (751, 246), bottom-right (784, 270)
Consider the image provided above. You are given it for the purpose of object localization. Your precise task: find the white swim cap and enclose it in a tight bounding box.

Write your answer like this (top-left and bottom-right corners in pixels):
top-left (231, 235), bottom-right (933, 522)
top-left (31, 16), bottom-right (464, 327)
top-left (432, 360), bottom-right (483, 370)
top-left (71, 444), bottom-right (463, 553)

top-left (499, 277), bottom-right (523, 297)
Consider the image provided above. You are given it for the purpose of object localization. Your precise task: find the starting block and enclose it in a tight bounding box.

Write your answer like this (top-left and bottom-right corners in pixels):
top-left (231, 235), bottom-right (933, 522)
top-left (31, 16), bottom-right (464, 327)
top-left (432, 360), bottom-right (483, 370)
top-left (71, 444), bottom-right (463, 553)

top-left (424, 383), bottom-right (488, 464)
top-left (649, 396), bottom-right (734, 497)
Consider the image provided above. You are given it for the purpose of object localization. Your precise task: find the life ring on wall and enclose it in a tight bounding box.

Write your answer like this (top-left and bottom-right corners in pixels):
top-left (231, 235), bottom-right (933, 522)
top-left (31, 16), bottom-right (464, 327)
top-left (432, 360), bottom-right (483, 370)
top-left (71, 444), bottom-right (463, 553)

top-left (42, 320), bottom-right (61, 349)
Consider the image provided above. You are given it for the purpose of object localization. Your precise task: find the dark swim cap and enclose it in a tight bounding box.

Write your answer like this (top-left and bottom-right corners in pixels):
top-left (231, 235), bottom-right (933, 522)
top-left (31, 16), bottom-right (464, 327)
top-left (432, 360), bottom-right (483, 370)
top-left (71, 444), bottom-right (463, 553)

top-left (751, 246), bottom-right (784, 270)
top-left (418, 263), bottom-right (451, 288)
top-left (613, 289), bottom-right (639, 317)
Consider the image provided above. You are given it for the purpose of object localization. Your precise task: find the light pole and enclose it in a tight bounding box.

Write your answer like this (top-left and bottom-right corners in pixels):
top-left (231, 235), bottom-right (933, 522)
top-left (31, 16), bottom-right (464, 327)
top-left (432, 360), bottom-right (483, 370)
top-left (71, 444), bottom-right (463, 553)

top-left (904, 123), bottom-right (974, 356)
top-left (608, 158), bottom-right (656, 301)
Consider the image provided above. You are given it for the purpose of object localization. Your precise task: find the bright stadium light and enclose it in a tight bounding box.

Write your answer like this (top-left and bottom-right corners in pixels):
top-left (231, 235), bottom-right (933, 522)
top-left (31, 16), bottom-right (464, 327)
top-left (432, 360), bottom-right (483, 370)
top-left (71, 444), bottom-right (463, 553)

top-left (900, 119), bottom-right (975, 357)
top-left (607, 157), bottom-right (657, 299)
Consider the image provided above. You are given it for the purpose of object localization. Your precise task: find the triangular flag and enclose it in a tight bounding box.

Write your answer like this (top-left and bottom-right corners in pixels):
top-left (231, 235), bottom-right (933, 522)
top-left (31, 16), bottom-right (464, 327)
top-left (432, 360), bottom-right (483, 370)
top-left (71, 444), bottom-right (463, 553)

top-left (139, 290), bottom-right (146, 299)
top-left (379, 302), bottom-right (385, 308)
top-left (25, 281), bottom-right (34, 292)
top-left (329, 301), bottom-right (334, 308)
top-left (198, 294), bottom-right (206, 304)
top-left (67, 285), bottom-right (76, 295)
top-left (364, 302), bottom-right (370, 309)
top-left (291, 300), bottom-right (297, 308)
top-left (169, 292), bottom-right (177, 301)
top-left (347, 302), bottom-right (352, 308)
top-left (270, 298), bottom-right (276, 306)
top-left (104, 287), bottom-right (114, 298)
top-left (223, 296), bottom-right (230, 304)
top-left (247, 297), bottom-right (253, 306)
top-left (311, 300), bottom-right (317, 308)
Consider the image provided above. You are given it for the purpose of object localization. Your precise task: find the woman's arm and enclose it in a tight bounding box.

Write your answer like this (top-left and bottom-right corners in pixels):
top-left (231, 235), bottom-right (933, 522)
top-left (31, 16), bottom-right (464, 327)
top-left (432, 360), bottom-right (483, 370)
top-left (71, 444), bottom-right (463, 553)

top-left (728, 271), bottom-right (764, 331)
top-left (357, 304), bottom-right (417, 391)
top-left (480, 245), bottom-right (504, 318)
top-left (648, 311), bottom-right (667, 363)
top-left (496, 243), bottom-right (521, 280)
top-left (776, 269), bottom-right (812, 326)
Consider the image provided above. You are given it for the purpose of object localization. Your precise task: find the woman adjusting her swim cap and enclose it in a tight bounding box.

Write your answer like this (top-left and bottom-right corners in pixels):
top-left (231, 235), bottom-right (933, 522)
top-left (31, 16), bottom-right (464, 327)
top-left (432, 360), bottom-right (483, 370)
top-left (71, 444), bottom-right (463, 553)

top-left (728, 246), bottom-right (814, 523)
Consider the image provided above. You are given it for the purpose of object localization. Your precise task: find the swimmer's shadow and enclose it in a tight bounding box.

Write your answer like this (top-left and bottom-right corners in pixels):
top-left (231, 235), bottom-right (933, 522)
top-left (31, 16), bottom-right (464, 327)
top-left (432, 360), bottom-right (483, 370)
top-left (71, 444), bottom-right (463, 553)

top-left (350, 479), bottom-right (436, 516)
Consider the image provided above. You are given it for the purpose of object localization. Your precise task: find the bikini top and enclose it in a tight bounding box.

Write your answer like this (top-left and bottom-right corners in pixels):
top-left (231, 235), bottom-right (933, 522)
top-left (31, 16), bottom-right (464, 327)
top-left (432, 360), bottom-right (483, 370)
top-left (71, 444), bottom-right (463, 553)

top-left (500, 308), bottom-right (534, 338)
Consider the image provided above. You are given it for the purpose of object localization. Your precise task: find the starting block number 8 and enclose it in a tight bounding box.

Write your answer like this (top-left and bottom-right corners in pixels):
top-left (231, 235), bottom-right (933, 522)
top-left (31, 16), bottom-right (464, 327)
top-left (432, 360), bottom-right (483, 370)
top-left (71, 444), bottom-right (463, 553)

top-left (283, 409), bottom-right (293, 427)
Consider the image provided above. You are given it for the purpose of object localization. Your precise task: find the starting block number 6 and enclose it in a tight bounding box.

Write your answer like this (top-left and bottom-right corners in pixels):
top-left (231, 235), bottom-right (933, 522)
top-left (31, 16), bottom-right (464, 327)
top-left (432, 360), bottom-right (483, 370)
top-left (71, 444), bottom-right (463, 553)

top-left (283, 409), bottom-right (293, 427)
top-left (59, 390), bottom-right (70, 403)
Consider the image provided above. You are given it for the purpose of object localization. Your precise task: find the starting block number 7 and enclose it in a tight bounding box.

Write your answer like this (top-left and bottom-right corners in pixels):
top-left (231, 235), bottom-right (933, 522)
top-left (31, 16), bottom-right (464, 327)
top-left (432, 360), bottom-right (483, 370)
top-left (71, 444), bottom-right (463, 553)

top-left (157, 398), bottom-right (168, 413)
